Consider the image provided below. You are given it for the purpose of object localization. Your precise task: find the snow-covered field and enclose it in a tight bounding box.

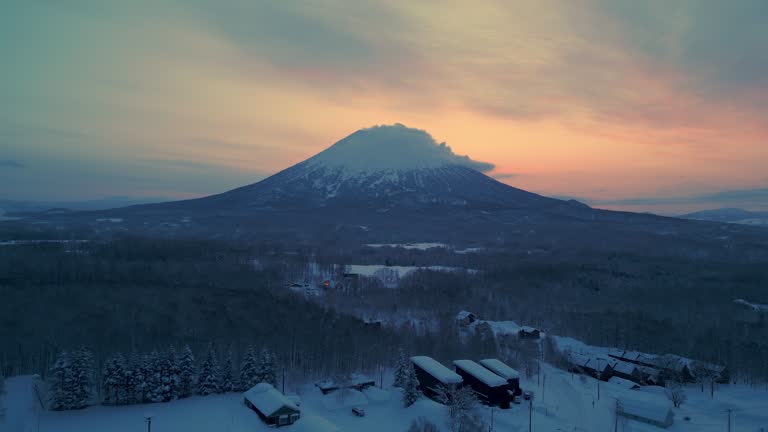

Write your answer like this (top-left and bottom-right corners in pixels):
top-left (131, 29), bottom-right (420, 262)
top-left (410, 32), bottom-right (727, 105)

top-left (4, 364), bottom-right (766, 432)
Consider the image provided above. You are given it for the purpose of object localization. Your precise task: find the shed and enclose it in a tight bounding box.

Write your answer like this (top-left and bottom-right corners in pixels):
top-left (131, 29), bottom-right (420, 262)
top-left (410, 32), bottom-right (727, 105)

top-left (617, 395), bottom-right (674, 428)
top-left (411, 356), bottom-right (463, 399)
top-left (479, 358), bottom-right (522, 397)
top-left (243, 383), bottom-right (300, 427)
top-left (453, 360), bottom-right (511, 408)
top-left (315, 373), bottom-right (376, 395)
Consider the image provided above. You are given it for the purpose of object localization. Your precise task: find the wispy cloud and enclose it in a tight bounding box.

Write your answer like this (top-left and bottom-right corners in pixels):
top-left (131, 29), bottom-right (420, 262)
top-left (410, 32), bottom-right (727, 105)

top-left (0, 159), bottom-right (24, 168)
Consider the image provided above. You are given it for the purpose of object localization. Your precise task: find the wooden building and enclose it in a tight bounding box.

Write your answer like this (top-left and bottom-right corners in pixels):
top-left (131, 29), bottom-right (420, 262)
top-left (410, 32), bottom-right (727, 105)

top-left (243, 383), bottom-right (301, 427)
top-left (454, 359), bottom-right (511, 409)
top-left (565, 352), bottom-right (614, 380)
top-left (410, 356), bottom-right (464, 400)
top-left (479, 358), bottom-right (522, 398)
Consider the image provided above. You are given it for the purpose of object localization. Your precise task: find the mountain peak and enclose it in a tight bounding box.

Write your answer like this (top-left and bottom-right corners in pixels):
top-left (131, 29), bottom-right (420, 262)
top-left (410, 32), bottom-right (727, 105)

top-left (308, 124), bottom-right (494, 173)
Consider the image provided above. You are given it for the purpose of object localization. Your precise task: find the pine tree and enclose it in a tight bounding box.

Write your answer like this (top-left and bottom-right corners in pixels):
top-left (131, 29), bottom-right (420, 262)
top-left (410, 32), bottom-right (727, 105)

top-left (394, 349), bottom-right (408, 388)
top-left (197, 347), bottom-right (220, 396)
top-left (134, 354), bottom-right (151, 404)
top-left (102, 354), bottom-right (127, 405)
top-left (70, 348), bottom-right (94, 409)
top-left (124, 353), bottom-right (139, 405)
top-left (147, 350), bottom-right (164, 403)
top-left (220, 352), bottom-right (235, 393)
top-left (178, 345), bottom-right (196, 398)
top-left (49, 351), bottom-right (70, 410)
top-left (255, 348), bottom-right (277, 386)
top-left (402, 362), bottom-right (421, 407)
top-left (166, 346), bottom-right (181, 401)
top-left (239, 346), bottom-right (258, 390)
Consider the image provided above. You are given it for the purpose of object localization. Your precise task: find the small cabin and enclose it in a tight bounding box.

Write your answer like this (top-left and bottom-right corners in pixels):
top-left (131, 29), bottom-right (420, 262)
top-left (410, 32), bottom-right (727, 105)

top-left (617, 396), bottom-right (674, 429)
top-left (410, 356), bottom-right (463, 400)
top-left (518, 326), bottom-right (541, 339)
top-left (453, 360), bottom-right (511, 409)
top-left (455, 311), bottom-right (477, 327)
top-left (479, 358), bottom-right (522, 397)
top-left (565, 352), bottom-right (614, 380)
top-left (243, 383), bottom-right (300, 427)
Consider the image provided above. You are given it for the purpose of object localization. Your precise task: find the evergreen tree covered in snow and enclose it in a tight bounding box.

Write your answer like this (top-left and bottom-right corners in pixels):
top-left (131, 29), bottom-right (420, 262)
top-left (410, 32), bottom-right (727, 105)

top-left (393, 349), bottom-right (408, 388)
top-left (49, 348), bottom-right (94, 410)
top-left (197, 347), bottom-right (220, 395)
top-left (436, 384), bottom-right (481, 432)
top-left (123, 353), bottom-right (139, 405)
top-left (255, 348), bottom-right (277, 386)
top-left (102, 354), bottom-right (127, 405)
top-left (402, 362), bottom-right (421, 407)
top-left (239, 346), bottom-right (258, 390)
top-left (147, 350), bottom-right (164, 403)
top-left (178, 345), bottom-right (196, 398)
top-left (220, 352), bottom-right (235, 393)
top-left (166, 346), bottom-right (181, 401)
top-left (134, 354), bottom-right (151, 404)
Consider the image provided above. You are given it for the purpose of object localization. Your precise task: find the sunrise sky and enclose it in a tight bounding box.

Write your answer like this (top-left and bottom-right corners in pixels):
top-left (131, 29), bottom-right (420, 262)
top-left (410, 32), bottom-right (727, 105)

top-left (2, 0), bottom-right (767, 214)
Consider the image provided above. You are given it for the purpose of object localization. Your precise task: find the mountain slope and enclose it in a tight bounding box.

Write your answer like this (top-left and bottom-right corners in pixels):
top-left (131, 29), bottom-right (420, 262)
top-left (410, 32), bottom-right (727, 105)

top-left (680, 208), bottom-right (768, 226)
top-left (6, 124), bottom-right (768, 258)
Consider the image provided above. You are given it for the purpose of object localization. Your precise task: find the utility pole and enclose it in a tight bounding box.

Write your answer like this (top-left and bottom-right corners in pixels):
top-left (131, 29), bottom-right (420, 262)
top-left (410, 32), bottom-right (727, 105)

top-left (282, 367), bottom-right (286, 394)
top-left (145, 415), bottom-right (153, 432)
top-left (614, 400), bottom-right (619, 432)
top-left (727, 408), bottom-right (731, 432)
top-left (528, 399), bottom-right (533, 432)
top-left (489, 407), bottom-right (494, 432)
top-left (596, 358), bottom-right (601, 401)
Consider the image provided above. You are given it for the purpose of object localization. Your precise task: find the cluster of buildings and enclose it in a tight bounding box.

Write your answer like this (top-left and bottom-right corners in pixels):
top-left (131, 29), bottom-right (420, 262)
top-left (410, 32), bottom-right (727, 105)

top-left (410, 355), bottom-right (523, 409)
top-left (564, 348), bottom-right (729, 387)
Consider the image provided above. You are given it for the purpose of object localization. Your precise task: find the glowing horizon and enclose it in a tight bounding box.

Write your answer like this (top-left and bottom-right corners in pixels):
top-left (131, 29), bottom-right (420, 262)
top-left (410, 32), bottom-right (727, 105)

top-left (2, 0), bottom-right (767, 214)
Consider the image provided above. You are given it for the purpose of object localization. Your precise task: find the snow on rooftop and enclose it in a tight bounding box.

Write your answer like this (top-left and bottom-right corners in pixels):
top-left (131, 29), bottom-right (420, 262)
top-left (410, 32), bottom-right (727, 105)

top-left (608, 376), bottom-right (640, 389)
top-left (243, 383), bottom-right (298, 417)
top-left (479, 358), bottom-right (520, 380)
top-left (613, 361), bottom-right (639, 375)
top-left (456, 310), bottom-right (474, 320)
top-left (617, 393), bottom-right (673, 424)
top-left (453, 360), bottom-right (507, 387)
top-left (734, 298), bottom-right (768, 312)
top-left (365, 243), bottom-right (447, 250)
top-left (411, 356), bottom-right (463, 385)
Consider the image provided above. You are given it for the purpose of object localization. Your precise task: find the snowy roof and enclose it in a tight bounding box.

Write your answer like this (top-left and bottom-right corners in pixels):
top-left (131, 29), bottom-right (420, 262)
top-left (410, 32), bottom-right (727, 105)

top-left (613, 360), bottom-right (639, 375)
top-left (608, 377), bottom-right (640, 389)
top-left (456, 310), bottom-right (475, 320)
top-left (292, 415), bottom-right (343, 432)
top-left (479, 359), bottom-right (520, 380)
top-left (618, 394), bottom-right (673, 424)
top-left (520, 326), bottom-right (538, 333)
top-left (411, 356), bottom-right (463, 384)
top-left (243, 383), bottom-right (299, 417)
top-left (733, 298), bottom-right (768, 312)
top-left (565, 351), bottom-right (591, 368)
top-left (453, 360), bottom-right (507, 387)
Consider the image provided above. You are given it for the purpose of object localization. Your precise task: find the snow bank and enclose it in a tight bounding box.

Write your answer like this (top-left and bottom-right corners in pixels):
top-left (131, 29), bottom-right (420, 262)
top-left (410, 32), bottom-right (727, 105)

top-left (320, 389), bottom-right (368, 411)
top-left (292, 415), bottom-right (344, 432)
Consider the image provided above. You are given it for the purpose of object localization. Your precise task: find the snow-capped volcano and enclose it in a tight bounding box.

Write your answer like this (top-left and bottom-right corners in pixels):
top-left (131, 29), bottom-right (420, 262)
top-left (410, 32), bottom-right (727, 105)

top-left (210, 124), bottom-right (557, 209)
top-left (308, 123), bottom-right (494, 173)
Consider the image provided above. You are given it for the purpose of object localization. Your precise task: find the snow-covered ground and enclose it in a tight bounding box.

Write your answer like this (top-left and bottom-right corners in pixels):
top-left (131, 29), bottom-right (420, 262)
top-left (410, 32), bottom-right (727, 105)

top-left (4, 364), bottom-right (766, 432)
top-left (365, 243), bottom-right (448, 250)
